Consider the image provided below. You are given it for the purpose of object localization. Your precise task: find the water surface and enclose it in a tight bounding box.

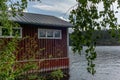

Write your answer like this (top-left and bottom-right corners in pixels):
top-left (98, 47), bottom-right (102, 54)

top-left (69, 46), bottom-right (120, 80)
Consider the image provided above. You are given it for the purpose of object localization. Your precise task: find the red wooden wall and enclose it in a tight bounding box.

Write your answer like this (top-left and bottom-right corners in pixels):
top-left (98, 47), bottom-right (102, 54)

top-left (0, 24), bottom-right (69, 72)
top-left (17, 24), bottom-right (69, 71)
top-left (18, 24), bottom-right (68, 59)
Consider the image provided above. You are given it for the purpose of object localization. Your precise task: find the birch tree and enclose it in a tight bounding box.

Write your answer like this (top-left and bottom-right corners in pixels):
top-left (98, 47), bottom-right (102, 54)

top-left (69, 0), bottom-right (120, 75)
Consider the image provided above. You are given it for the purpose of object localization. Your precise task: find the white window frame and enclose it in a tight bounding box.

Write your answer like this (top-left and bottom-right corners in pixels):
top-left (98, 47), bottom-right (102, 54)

top-left (38, 29), bottom-right (62, 39)
top-left (54, 30), bottom-right (62, 39)
top-left (0, 27), bottom-right (22, 38)
top-left (46, 29), bottom-right (54, 39)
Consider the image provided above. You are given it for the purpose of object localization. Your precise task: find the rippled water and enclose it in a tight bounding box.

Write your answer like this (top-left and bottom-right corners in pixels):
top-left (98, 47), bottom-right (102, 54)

top-left (69, 46), bottom-right (120, 80)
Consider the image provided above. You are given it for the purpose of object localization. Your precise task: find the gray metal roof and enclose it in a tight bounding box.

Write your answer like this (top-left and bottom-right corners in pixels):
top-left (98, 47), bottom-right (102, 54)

top-left (10, 12), bottom-right (72, 28)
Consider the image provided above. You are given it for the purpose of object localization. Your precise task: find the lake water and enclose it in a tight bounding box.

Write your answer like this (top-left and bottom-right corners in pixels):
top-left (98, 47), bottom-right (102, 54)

top-left (69, 46), bottom-right (120, 80)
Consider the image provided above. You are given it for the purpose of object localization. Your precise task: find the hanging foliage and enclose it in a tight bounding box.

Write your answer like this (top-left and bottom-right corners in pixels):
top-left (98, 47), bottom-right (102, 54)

top-left (69, 0), bottom-right (120, 75)
top-left (0, 0), bottom-right (29, 79)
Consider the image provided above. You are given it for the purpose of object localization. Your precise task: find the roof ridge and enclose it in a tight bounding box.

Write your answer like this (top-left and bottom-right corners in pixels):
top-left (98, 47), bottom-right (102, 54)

top-left (23, 12), bottom-right (70, 22)
top-left (10, 12), bottom-right (72, 27)
top-left (23, 12), bottom-right (56, 17)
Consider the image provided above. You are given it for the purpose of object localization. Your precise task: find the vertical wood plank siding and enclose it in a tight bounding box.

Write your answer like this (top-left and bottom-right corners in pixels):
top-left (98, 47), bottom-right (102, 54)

top-left (20, 25), bottom-right (67, 59)
top-left (17, 24), bottom-right (69, 71)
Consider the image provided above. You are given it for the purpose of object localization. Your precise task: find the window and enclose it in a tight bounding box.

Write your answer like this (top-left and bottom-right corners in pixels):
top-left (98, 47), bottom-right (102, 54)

top-left (0, 27), bottom-right (22, 38)
top-left (38, 29), bottom-right (62, 39)
top-left (39, 29), bottom-right (46, 37)
top-left (47, 30), bottom-right (53, 38)
top-left (12, 28), bottom-right (21, 36)
top-left (54, 30), bottom-right (61, 38)
top-left (2, 28), bottom-right (10, 36)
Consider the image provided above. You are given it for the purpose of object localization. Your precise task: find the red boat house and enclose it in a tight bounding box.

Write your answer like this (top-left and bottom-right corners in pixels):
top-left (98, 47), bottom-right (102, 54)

top-left (4, 12), bottom-right (72, 77)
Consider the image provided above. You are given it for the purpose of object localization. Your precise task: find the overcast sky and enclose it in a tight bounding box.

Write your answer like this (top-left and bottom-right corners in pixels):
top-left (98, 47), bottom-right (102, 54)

top-left (26, 0), bottom-right (77, 20)
top-left (26, 0), bottom-right (120, 32)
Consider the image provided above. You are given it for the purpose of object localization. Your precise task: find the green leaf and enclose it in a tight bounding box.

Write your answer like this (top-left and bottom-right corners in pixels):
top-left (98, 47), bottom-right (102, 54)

top-left (77, 0), bottom-right (87, 4)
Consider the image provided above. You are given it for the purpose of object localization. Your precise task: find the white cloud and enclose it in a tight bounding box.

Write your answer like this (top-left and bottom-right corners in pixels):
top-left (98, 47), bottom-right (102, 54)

top-left (32, 0), bottom-right (77, 13)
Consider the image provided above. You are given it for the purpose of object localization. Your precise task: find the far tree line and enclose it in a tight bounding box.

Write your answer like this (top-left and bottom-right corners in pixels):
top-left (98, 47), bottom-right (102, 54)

top-left (69, 29), bottom-right (120, 46)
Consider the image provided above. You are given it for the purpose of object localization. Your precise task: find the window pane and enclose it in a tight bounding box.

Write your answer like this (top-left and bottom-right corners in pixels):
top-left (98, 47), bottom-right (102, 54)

top-left (39, 30), bottom-right (46, 37)
top-left (12, 29), bottom-right (21, 36)
top-left (54, 30), bottom-right (61, 38)
top-left (2, 28), bottom-right (10, 36)
top-left (47, 30), bottom-right (53, 37)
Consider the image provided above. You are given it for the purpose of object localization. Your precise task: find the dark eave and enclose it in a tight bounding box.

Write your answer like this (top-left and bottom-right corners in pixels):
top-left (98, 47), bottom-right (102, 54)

top-left (10, 12), bottom-right (72, 28)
